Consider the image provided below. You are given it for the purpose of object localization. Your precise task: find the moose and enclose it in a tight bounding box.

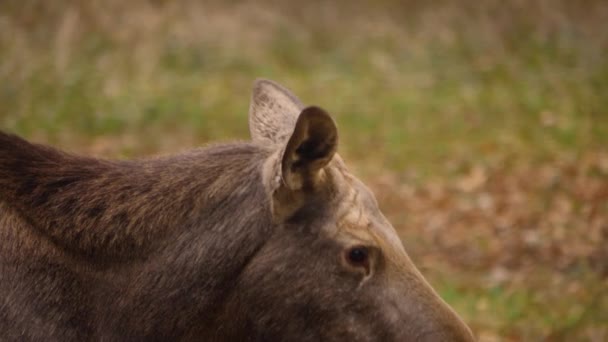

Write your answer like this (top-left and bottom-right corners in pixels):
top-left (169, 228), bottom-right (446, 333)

top-left (0, 79), bottom-right (475, 341)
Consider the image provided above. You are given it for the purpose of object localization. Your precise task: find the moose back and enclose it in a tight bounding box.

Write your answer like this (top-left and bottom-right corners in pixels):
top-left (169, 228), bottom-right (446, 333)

top-left (0, 80), bottom-right (475, 341)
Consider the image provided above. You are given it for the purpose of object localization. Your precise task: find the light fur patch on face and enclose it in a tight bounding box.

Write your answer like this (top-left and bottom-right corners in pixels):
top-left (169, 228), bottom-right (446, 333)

top-left (329, 165), bottom-right (408, 263)
top-left (335, 188), bottom-right (372, 243)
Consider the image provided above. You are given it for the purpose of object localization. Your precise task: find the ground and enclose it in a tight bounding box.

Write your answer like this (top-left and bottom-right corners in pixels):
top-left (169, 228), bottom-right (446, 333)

top-left (1, 1), bottom-right (607, 340)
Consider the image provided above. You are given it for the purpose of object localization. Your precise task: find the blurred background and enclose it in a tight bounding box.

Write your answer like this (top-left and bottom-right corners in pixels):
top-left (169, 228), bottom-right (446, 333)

top-left (1, 0), bottom-right (607, 340)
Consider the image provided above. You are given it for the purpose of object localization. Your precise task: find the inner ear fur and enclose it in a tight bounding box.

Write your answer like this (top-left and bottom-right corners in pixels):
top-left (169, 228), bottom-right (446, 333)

top-left (267, 106), bottom-right (338, 222)
top-left (281, 106), bottom-right (338, 191)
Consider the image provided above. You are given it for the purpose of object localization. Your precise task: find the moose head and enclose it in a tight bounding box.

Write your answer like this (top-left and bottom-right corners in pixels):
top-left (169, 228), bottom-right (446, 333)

top-left (211, 79), bottom-right (476, 341)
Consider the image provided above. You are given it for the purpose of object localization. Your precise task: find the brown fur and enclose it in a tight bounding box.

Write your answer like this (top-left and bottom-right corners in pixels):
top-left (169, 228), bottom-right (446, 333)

top-left (0, 79), bottom-right (475, 341)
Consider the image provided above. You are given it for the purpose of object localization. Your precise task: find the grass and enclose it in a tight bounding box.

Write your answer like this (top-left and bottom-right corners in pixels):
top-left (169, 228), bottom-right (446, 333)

top-left (431, 268), bottom-right (608, 340)
top-left (1, 1), bottom-right (607, 340)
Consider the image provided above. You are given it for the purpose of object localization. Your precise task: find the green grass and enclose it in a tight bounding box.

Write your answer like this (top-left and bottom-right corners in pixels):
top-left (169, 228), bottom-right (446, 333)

top-left (2, 1), bottom-right (606, 167)
top-left (432, 268), bottom-right (608, 340)
top-left (1, 1), bottom-right (607, 339)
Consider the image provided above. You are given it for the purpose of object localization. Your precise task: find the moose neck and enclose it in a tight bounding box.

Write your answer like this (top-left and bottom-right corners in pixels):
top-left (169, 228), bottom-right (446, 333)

top-left (0, 133), bottom-right (273, 264)
top-left (101, 144), bottom-right (276, 338)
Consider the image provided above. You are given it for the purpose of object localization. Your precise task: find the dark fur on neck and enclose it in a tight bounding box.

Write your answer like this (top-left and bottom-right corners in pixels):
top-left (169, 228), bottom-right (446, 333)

top-left (0, 132), bottom-right (268, 262)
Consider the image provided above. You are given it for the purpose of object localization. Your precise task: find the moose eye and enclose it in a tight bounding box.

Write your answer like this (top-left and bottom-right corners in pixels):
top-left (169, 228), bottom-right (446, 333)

top-left (347, 246), bottom-right (369, 265)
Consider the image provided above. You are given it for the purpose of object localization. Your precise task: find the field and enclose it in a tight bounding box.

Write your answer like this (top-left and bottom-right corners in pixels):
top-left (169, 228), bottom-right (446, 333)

top-left (1, 1), bottom-right (607, 340)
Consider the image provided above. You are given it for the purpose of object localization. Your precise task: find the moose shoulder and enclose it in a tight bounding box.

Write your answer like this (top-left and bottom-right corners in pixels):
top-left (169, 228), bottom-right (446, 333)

top-left (0, 79), bottom-right (475, 341)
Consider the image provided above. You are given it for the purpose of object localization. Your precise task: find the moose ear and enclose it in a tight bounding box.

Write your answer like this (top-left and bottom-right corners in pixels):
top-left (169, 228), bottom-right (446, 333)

top-left (249, 79), bottom-right (304, 145)
top-left (280, 106), bottom-right (338, 191)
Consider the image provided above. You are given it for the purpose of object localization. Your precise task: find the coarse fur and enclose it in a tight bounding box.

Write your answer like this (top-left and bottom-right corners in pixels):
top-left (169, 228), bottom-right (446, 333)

top-left (0, 79), bottom-right (475, 341)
